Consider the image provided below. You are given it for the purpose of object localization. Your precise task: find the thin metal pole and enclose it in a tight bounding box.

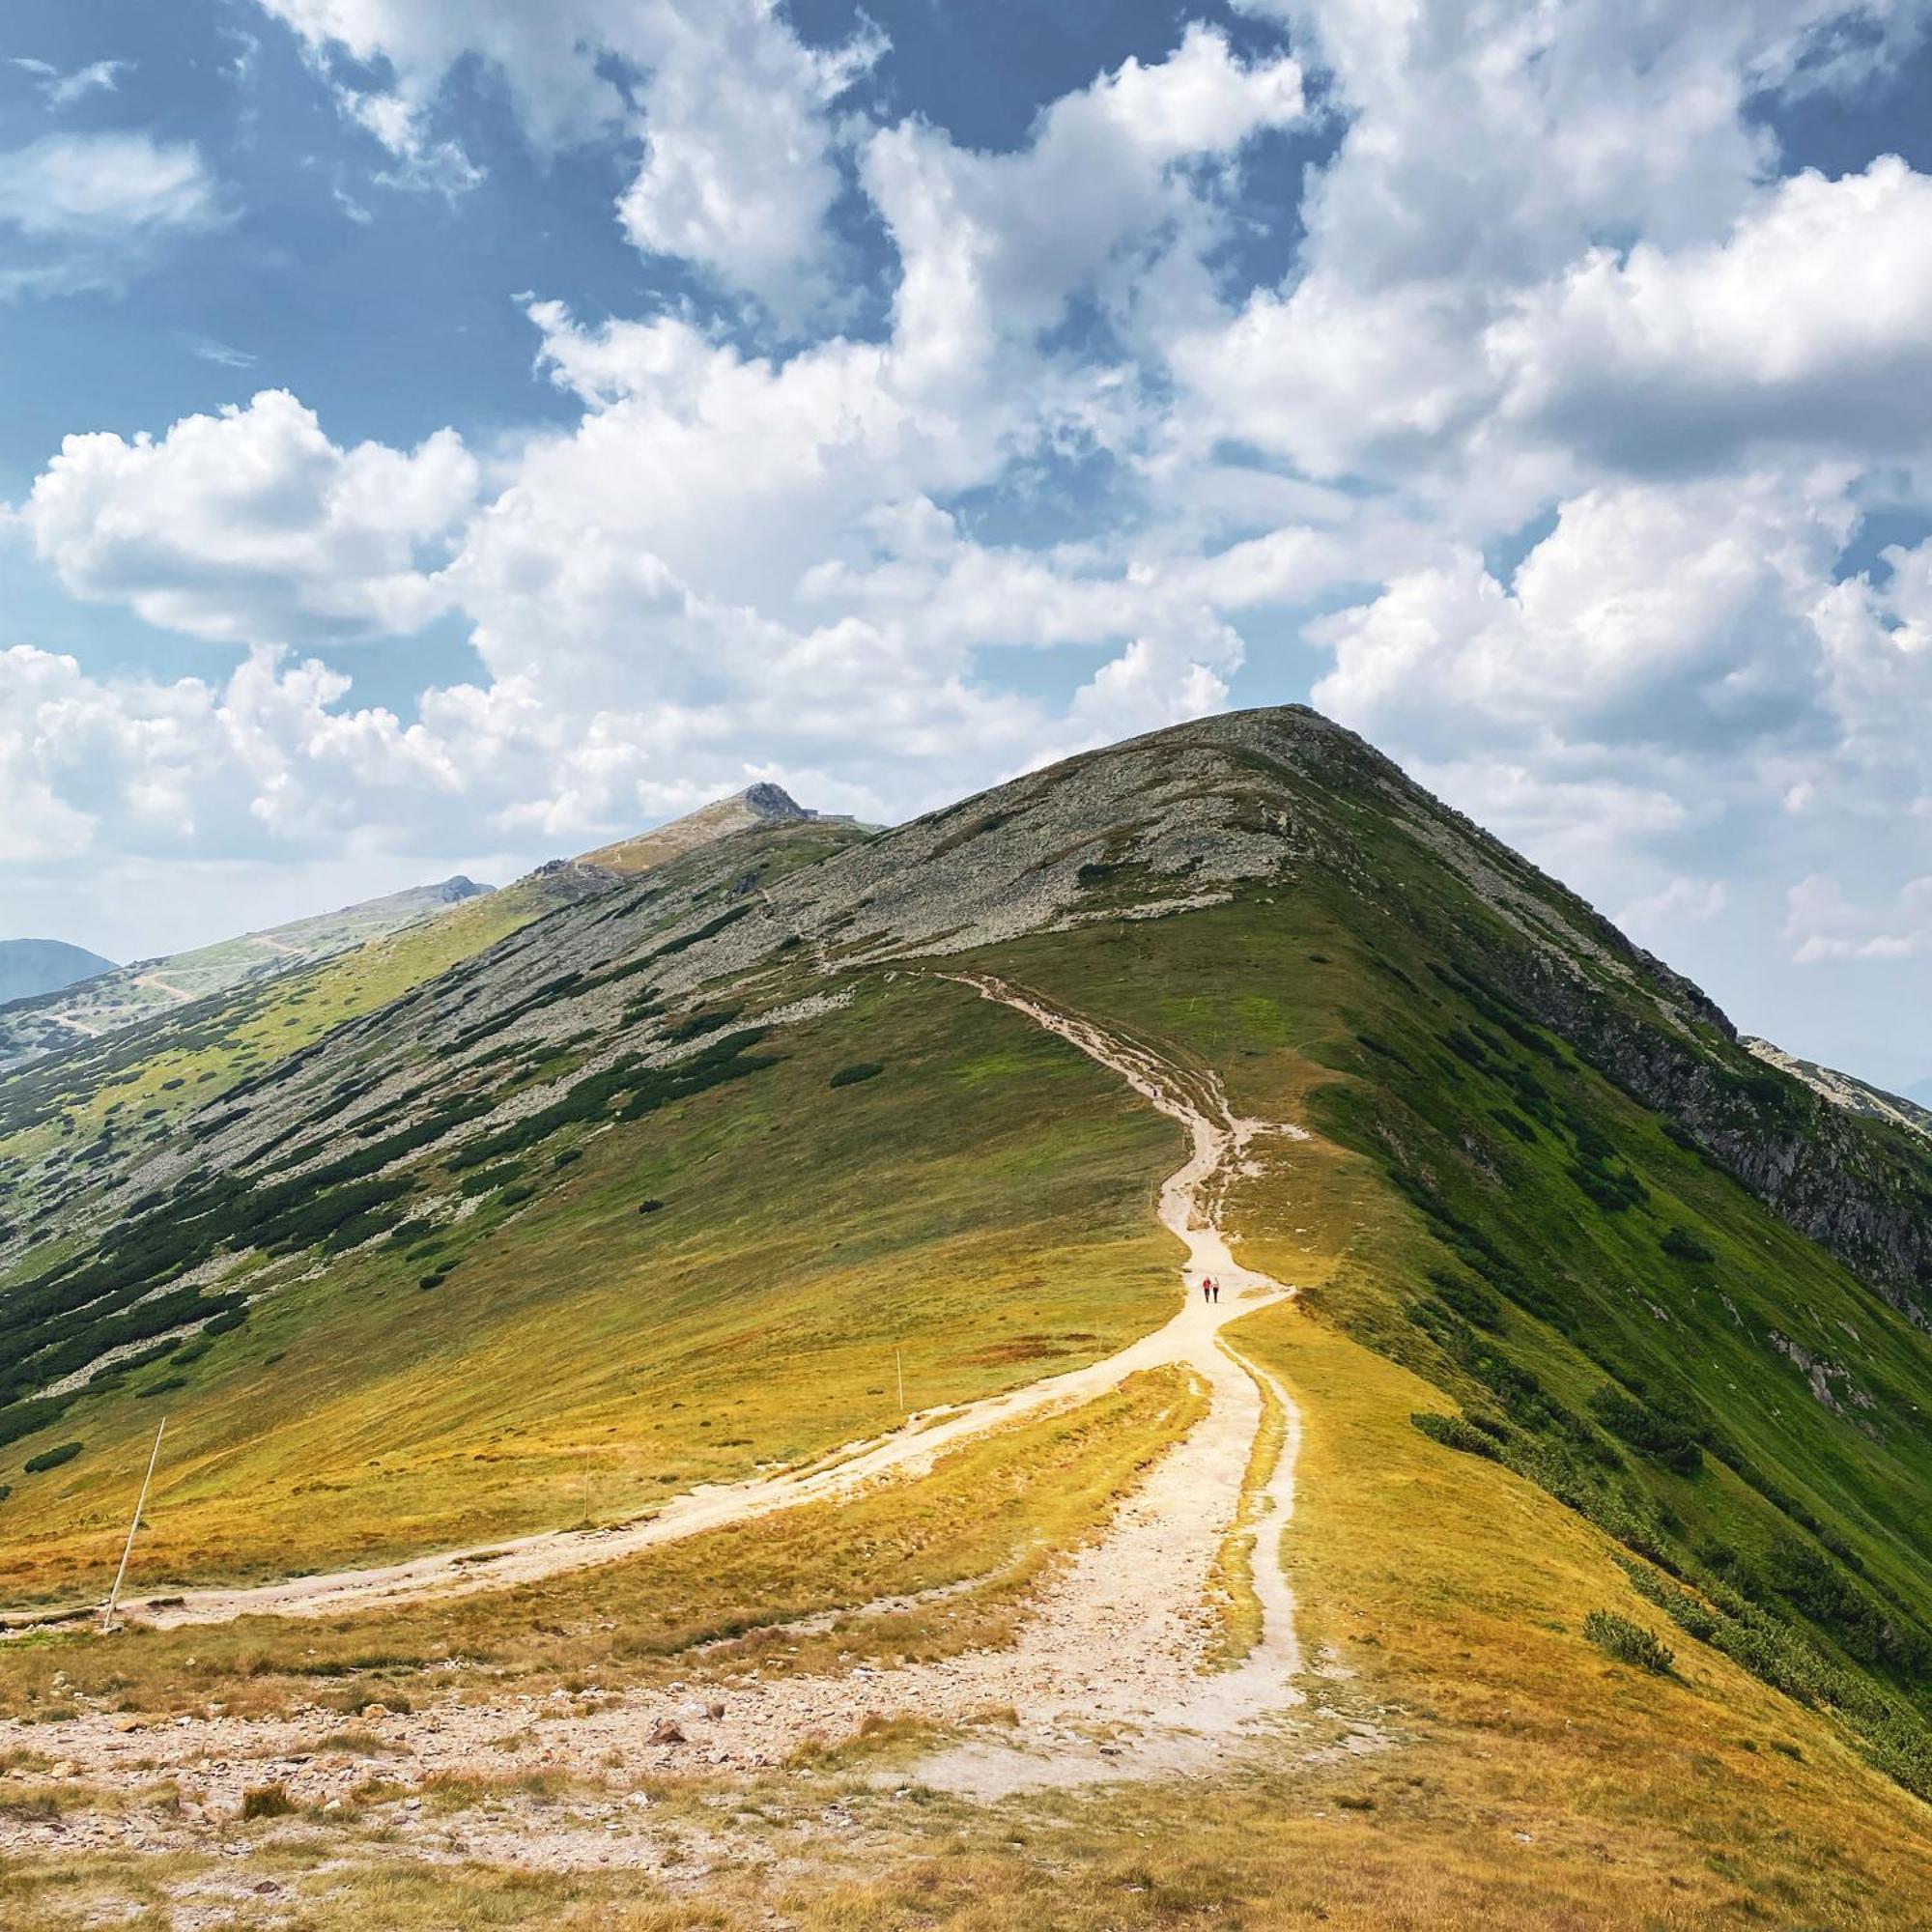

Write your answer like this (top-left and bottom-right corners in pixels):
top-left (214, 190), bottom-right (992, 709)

top-left (895, 1347), bottom-right (905, 1418)
top-left (101, 1418), bottom-right (165, 1634)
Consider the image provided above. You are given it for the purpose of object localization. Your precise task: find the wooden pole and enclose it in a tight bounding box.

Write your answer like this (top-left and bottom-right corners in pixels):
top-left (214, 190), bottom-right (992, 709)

top-left (895, 1347), bottom-right (905, 1418)
top-left (101, 1417), bottom-right (165, 1634)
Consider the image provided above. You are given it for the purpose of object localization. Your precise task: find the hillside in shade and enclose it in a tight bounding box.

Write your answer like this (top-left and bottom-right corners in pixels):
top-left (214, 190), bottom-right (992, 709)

top-left (0, 939), bottom-right (116, 1007)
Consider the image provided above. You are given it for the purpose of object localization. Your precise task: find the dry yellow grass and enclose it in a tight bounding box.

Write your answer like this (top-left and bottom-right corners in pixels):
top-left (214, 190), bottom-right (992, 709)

top-left (0, 976), bottom-right (1175, 1604)
top-left (0, 1368), bottom-right (1202, 1721)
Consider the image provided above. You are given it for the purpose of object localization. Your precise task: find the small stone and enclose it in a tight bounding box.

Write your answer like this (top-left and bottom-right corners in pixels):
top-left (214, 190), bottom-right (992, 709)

top-left (361, 1703), bottom-right (389, 1719)
top-left (253, 1880), bottom-right (281, 1894)
top-left (48, 1761), bottom-right (76, 1779)
top-left (646, 1719), bottom-right (685, 1747)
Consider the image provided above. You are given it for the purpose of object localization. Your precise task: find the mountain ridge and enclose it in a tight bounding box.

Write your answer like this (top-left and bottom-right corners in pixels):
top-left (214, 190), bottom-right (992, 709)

top-left (0, 703), bottom-right (1928, 1922)
top-left (1747, 1036), bottom-right (1932, 1144)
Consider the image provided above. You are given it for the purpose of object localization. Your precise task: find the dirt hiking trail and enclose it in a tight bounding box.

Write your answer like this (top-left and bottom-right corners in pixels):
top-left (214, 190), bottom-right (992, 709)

top-left (24, 976), bottom-right (1304, 1635)
top-left (132, 972), bottom-right (196, 1005)
top-left (0, 975), bottom-right (1331, 1828)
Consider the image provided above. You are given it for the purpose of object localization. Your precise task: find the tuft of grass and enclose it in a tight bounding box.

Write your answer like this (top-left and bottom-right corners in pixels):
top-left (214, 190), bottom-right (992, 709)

top-left (1205, 1355), bottom-right (1287, 1664)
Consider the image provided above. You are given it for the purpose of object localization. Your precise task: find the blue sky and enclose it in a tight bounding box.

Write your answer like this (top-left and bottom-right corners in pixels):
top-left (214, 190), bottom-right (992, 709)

top-left (2, 0), bottom-right (1931, 1094)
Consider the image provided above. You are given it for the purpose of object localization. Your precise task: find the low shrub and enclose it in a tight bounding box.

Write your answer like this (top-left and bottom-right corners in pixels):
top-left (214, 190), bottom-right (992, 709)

top-left (829, 1062), bottom-right (884, 1089)
top-left (22, 1441), bottom-right (82, 1474)
top-left (1661, 1226), bottom-right (1716, 1264)
top-left (1583, 1608), bottom-right (1675, 1674)
top-left (458, 1162), bottom-right (524, 1198)
top-left (1410, 1410), bottom-right (1501, 1459)
top-left (1424, 1266), bottom-right (1502, 1331)
top-left (241, 1783), bottom-right (296, 1820)
top-left (1590, 1385), bottom-right (1705, 1475)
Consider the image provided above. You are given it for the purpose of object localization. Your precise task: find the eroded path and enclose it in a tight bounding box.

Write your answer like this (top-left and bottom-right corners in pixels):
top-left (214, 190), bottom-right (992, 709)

top-left (0, 976), bottom-right (1318, 1826)
top-left (132, 972), bottom-right (196, 1005)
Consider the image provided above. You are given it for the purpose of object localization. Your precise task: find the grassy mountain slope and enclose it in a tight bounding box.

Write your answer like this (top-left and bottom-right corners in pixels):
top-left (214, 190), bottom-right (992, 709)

top-left (1, 705), bottom-right (1928, 1924)
top-left (0, 967), bottom-right (1172, 1595)
top-left (0, 868), bottom-right (581, 1231)
top-left (0, 791), bottom-right (840, 1265)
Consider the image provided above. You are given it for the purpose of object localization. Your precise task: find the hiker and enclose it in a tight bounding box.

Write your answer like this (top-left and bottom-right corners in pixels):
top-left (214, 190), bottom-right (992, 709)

top-left (1201, 1277), bottom-right (1210, 1303)
top-left (1210, 1278), bottom-right (1220, 1304)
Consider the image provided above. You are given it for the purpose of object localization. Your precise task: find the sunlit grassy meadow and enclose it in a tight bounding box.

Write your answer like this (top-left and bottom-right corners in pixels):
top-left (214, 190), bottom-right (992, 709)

top-left (0, 974), bottom-right (1174, 1601)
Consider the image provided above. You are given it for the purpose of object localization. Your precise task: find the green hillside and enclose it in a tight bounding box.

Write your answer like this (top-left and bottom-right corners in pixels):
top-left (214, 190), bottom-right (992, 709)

top-left (0, 706), bottom-right (1927, 1929)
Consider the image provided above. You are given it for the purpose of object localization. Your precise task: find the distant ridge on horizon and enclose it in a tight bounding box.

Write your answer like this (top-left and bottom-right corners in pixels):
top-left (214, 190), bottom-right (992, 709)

top-left (0, 938), bottom-right (118, 1008)
top-left (0, 874), bottom-right (497, 1071)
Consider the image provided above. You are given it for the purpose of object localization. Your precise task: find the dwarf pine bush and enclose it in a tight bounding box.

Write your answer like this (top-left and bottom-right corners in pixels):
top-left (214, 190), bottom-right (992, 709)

top-left (1584, 1608), bottom-right (1675, 1674)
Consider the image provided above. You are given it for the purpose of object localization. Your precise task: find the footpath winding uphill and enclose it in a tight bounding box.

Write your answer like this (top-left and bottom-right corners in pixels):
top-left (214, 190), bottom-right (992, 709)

top-left (0, 979), bottom-right (1321, 1828)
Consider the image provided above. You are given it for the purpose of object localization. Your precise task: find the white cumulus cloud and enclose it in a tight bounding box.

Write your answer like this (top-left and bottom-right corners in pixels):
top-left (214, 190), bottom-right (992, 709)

top-left (21, 390), bottom-right (478, 644)
top-left (254, 0), bottom-right (880, 314)
top-left (1493, 158), bottom-right (1932, 470)
top-left (1787, 873), bottom-right (1932, 961)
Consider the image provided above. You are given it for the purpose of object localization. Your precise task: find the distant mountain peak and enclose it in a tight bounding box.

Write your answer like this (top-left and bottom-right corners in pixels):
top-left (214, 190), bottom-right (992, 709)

top-left (0, 938), bottom-right (118, 1008)
top-left (738, 781), bottom-right (810, 820)
top-left (571, 783), bottom-right (821, 877)
top-left (422, 875), bottom-right (491, 904)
